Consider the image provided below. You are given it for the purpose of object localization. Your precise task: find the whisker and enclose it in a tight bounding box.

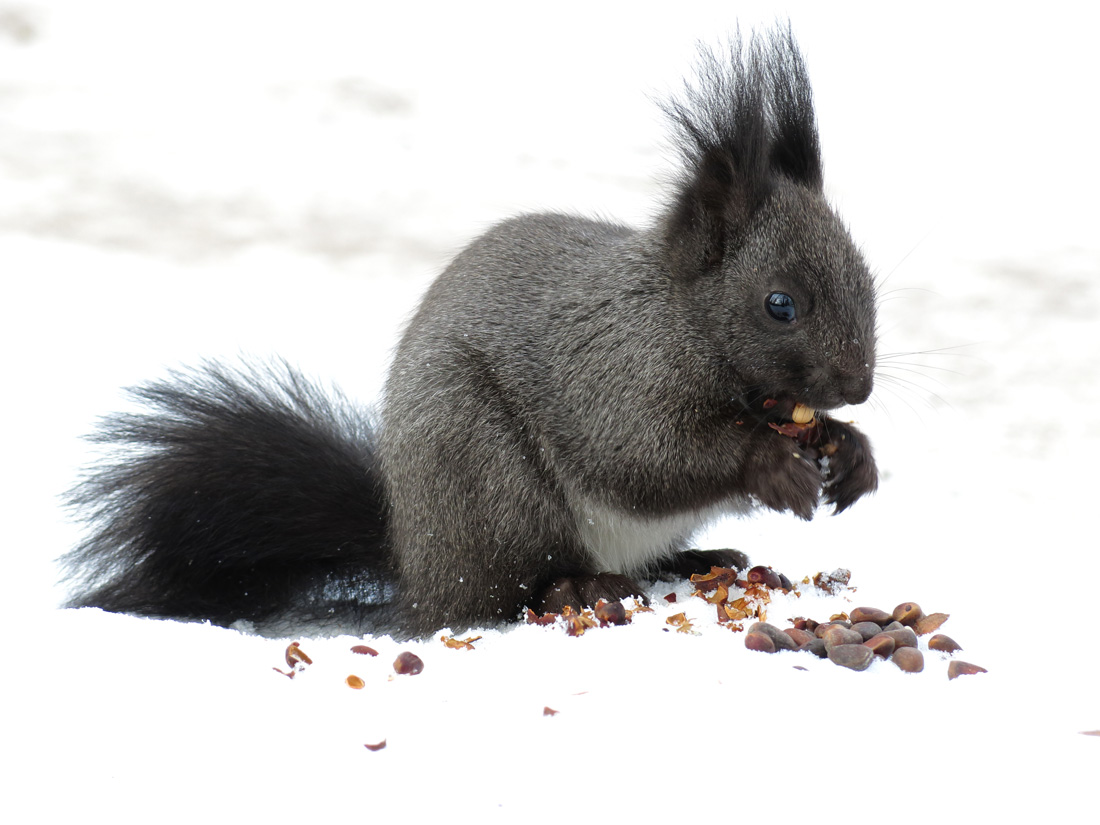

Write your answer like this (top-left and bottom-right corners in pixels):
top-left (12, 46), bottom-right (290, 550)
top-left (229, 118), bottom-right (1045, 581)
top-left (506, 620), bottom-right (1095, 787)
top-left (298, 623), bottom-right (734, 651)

top-left (875, 225), bottom-right (939, 292)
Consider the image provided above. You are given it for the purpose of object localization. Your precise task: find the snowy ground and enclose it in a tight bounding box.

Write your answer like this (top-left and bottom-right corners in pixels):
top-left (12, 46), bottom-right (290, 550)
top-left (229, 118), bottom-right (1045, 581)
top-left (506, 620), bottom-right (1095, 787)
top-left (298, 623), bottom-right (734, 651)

top-left (3, 1), bottom-right (1098, 821)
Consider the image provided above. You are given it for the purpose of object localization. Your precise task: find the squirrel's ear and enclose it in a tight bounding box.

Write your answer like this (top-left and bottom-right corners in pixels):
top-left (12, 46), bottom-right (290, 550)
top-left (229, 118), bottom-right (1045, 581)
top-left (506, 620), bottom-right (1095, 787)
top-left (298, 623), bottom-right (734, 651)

top-left (661, 149), bottom-right (760, 277)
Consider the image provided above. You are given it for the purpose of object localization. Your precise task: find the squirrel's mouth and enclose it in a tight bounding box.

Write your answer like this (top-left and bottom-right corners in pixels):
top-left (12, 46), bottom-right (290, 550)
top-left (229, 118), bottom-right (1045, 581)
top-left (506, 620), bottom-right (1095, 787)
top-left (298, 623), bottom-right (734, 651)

top-left (753, 396), bottom-right (835, 455)
top-left (761, 397), bottom-right (816, 425)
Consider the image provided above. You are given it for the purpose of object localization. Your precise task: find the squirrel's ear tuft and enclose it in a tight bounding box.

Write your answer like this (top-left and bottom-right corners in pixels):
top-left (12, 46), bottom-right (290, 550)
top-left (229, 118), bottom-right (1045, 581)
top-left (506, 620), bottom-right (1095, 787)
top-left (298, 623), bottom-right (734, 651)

top-left (659, 25), bottom-right (823, 276)
top-left (763, 26), bottom-right (823, 190)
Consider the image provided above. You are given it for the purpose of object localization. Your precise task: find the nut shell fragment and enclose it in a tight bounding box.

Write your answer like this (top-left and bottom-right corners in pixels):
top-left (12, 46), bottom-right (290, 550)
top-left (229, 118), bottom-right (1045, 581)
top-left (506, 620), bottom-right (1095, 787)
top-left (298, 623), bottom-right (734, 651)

top-left (285, 642), bottom-right (312, 668)
top-left (914, 612), bottom-right (950, 636)
top-left (947, 660), bottom-right (987, 680)
top-left (928, 634), bottom-right (962, 654)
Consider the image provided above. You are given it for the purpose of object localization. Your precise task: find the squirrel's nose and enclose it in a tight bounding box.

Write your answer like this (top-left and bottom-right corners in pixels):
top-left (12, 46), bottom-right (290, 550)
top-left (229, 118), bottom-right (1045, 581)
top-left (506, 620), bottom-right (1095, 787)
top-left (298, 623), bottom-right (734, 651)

top-left (841, 371), bottom-right (874, 406)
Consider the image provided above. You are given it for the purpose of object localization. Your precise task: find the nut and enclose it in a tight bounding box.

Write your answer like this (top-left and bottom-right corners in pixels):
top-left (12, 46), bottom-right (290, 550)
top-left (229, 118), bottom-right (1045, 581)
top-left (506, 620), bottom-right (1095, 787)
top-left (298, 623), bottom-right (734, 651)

top-left (393, 651), bottom-right (424, 675)
top-left (891, 647), bottom-right (924, 673)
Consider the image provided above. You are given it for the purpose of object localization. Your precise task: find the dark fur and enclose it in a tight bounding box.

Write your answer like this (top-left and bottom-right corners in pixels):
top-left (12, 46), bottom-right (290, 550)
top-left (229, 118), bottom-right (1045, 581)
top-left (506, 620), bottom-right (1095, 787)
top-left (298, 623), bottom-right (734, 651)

top-left (63, 28), bottom-right (879, 637)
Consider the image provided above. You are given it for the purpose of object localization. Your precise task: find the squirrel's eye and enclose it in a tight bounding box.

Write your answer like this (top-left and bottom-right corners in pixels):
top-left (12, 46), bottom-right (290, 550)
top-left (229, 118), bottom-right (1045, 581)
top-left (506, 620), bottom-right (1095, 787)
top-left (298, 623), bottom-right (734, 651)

top-left (765, 292), bottom-right (797, 323)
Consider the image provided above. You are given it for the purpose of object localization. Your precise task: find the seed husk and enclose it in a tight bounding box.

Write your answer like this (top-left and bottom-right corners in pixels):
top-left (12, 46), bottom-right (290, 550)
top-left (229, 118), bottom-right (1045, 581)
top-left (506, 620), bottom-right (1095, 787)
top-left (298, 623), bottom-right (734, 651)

top-left (947, 660), bottom-right (987, 680)
top-left (914, 612), bottom-right (950, 636)
top-left (928, 634), bottom-right (962, 654)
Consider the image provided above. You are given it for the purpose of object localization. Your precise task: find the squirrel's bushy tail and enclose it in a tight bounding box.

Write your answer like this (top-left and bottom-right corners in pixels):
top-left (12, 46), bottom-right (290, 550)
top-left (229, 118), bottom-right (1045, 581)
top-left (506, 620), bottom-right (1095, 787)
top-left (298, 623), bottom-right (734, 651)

top-left (62, 361), bottom-right (391, 628)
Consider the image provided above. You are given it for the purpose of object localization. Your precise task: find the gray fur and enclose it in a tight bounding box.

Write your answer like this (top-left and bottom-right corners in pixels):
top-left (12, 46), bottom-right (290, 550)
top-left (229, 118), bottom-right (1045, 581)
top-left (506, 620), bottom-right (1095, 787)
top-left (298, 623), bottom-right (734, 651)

top-left (63, 26), bottom-right (879, 637)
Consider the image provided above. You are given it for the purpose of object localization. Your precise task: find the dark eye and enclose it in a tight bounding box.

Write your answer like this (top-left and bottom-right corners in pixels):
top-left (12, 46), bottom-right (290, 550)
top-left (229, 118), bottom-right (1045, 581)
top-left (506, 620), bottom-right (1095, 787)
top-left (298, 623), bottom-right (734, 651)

top-left (766, 292), bottom-right (797, 323)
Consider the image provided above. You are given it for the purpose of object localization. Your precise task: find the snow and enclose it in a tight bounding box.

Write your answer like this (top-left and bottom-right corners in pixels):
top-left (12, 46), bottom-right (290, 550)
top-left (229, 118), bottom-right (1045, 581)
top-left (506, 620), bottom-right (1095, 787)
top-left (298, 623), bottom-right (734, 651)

top-left (3, 1), bottom-right (1098, 821)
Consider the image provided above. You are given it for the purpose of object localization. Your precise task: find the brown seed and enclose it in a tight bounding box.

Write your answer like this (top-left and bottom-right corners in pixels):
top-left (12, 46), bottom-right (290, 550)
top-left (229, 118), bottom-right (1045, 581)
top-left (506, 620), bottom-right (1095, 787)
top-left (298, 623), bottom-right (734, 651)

top-left (594, 600), bottom-right (629, 626)
top-left (928, 634), bottom-right (962, 654)
top-left (351, 645), bottom-right (379, 656)
top-left (363, 740), bottom-right (387, 751)
top-left (851, 621), bottom-right (884, 641)
top-left (850, 606), bottom-right (893, 625)
top-left (914, 612), bottom-right (950, 636)
top-left (543, 706), bottom-right (559, 717)
top-left (823, 626), bottom-right (865, 650)
top-left (801, 638), bottom-right (828, 658)
top-left (747, 565), bottom-right (783, 589)
top-left (393, 651), bottom-right (424, 675)
top-left (882, 627), bottom-right (919, 649)
top-left (748, 622), bottom-right (798, 651)
top-left (827, 644), bottom-right (875, 672)
top-left (346, 674), bottom-right (365, 689)
top-left (814, 620), bottom-right (852, 639)
top-left (663, 593), bottom-right (677, 604)
top-left (864, 633), bottom-right (896, 658)
top-left (947, 660), bottom-right (988, 680)
top-left (892, 602), bottom-right (924, 626)
top-left (891, 647), bottom-right (924, 673)
top-left (744, 631), bottom-right (777, 653)
top-left (783, 627), bottom-right (815, 648)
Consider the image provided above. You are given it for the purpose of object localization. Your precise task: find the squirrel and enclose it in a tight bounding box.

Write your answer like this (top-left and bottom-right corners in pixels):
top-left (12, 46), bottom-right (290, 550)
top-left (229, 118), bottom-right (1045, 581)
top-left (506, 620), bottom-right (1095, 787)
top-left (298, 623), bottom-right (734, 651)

top-left (62, 27), bottom-right (879, 638)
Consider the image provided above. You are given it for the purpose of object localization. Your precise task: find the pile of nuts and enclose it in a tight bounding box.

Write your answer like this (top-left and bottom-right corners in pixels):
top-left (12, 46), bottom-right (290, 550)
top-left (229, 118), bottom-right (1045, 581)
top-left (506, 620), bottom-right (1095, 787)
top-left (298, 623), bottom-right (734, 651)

top-left (744, 600), bottom-right (987, 679)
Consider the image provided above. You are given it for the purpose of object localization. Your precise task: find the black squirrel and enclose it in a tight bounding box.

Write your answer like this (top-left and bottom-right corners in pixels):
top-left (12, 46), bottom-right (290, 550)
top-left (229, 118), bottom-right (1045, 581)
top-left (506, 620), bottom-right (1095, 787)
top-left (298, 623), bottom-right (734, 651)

top-left (62, 27), bottom-right (878, 637)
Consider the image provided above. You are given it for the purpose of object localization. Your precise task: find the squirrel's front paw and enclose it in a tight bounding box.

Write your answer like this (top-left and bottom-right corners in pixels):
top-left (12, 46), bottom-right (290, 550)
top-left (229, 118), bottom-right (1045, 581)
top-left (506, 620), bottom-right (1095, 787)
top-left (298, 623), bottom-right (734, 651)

top-left (743, 437), bottom-right (822, 520)
top-left (536, 573), bottom-right (646, 614)
top-left (819, 418), bottom-right (878, 513)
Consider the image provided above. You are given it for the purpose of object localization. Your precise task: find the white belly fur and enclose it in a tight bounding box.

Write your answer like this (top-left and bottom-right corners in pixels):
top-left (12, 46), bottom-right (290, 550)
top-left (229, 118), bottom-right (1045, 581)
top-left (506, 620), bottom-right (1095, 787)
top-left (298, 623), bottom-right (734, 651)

top-left (574, 497), bottom-right (752, 574)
